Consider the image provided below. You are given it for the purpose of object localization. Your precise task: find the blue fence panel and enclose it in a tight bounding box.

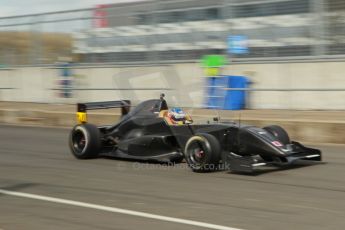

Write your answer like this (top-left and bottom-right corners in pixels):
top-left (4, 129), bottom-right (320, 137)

top-left (206, 76), bottom-right (248, 110)
top-left (224, 76), bottom-right (248, 110)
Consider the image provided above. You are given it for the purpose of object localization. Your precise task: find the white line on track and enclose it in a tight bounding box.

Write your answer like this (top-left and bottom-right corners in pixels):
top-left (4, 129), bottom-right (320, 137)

top-left (0, 189), bottom-right (243, 230)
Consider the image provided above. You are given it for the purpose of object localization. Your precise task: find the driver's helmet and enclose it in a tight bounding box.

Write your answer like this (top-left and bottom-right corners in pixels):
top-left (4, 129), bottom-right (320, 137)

top-left (167, 107), bottom-right (191, 125)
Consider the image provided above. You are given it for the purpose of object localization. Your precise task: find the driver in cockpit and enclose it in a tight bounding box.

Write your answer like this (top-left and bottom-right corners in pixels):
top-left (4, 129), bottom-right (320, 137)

top-left (166, 107), bottom-right (193, 125)
top-left (157, 93), bottom-right (192, 125)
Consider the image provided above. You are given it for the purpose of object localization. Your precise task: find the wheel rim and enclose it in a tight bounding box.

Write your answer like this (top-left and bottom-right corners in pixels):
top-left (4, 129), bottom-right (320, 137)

top-left (187, 141), bottom-right (207, 166)
top-left (72, 129), bottom-right (87, 154)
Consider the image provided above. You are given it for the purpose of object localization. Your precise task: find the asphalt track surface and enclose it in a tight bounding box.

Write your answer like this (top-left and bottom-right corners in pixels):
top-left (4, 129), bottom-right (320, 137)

top-left (0, 125), bottom-right (344, 230)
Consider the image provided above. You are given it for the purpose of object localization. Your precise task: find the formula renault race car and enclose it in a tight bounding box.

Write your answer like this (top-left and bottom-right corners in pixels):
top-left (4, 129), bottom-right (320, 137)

top-left (69, 97), bottom-right (322, 173)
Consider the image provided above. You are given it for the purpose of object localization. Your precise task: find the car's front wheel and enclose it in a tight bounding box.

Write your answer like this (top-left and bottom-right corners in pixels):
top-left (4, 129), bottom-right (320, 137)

top-left (69, 123), bottom-right (101, 159)
top-left (184, 133), bottom-right (221, 172)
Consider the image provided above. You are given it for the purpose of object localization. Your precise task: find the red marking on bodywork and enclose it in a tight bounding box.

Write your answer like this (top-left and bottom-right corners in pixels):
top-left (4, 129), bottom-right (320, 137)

top-left (272, 141), bottom-right (283, 147)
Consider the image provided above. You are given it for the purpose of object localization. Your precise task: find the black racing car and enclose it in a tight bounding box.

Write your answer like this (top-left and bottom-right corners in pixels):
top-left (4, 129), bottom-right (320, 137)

top-left (69, 97), bottom-right (322, 173)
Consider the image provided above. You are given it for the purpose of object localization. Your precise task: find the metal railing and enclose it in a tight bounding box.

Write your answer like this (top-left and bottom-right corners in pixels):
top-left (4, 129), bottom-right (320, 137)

top-left (0, 0), bottom-right (345, 66)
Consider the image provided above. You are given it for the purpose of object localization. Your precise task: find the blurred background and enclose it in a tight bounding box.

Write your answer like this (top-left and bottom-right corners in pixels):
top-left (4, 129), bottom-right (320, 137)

top-left (0, 0), bottom-right (345, 110)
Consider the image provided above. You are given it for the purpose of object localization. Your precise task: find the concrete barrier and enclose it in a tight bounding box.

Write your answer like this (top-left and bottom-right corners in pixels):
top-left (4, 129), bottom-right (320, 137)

top-left (2, 61), bottom-right (345, 109)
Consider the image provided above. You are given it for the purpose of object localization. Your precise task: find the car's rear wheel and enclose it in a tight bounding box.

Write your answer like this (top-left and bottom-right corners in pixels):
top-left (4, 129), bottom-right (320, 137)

top-left (184, 133), bottom-right (221, 172)
top-left (69, 123), bottom-right (101, 159)
top-left (263, 125), bottom-right (290, 145)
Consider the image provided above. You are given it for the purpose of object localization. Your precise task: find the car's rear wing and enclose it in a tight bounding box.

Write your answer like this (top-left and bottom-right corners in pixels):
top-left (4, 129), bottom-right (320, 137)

top-left (76, 100), bottom-right (131, 124)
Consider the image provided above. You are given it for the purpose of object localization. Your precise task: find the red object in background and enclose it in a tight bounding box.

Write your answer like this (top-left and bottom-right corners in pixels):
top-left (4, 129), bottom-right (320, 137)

top-left (93, 4), bottom-right (109, 28)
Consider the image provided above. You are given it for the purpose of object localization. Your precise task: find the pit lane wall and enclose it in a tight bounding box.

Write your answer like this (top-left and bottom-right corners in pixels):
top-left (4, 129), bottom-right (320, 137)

top-left (0, 104), bottom-right (344, 144)
top-left (1, 61), bottom-right (345, 109)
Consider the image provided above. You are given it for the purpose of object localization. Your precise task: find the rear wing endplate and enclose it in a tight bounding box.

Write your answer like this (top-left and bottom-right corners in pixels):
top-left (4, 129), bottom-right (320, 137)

top-left (76, 100), bottom-right (131, 124)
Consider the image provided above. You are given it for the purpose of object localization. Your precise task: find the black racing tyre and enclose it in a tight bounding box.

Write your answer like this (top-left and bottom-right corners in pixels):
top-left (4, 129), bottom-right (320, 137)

top-left (69, 123), bottom-right (101, 159)
top-left (263, 125), bottom-right (290, 145)
top-left (184, 133), bottom-right (221, 172)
